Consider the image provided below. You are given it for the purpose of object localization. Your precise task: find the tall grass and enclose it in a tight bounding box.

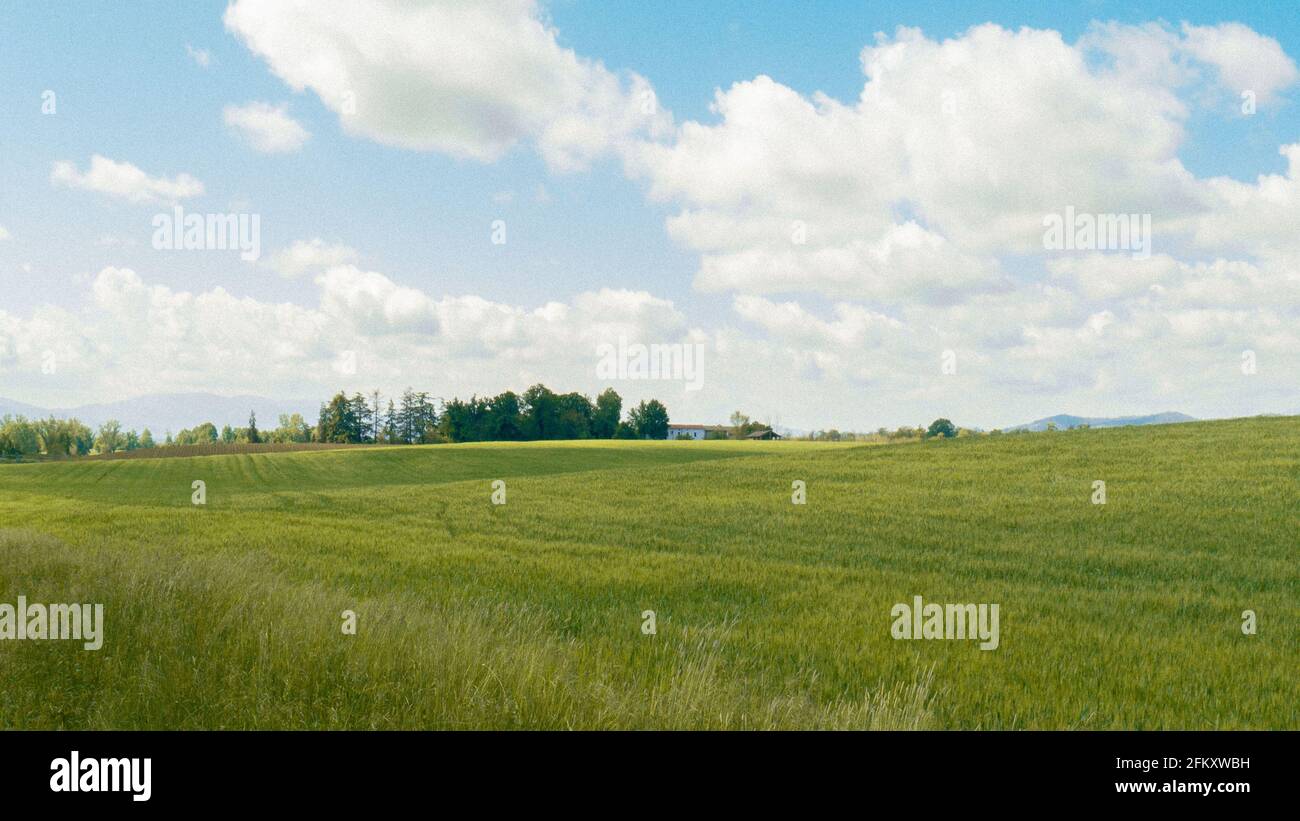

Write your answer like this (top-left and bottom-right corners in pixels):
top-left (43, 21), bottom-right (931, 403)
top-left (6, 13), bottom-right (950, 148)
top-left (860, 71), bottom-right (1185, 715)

top-left (0, 531), bottom-right (935, 729)
top-left (0, 417), bottom-right (1294, 729)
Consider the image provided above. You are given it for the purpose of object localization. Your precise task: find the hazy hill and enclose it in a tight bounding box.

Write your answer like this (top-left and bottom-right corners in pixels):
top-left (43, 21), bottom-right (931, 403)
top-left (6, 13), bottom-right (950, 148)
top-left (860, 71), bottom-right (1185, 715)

top-left (1006, 411), bottom-right (1196, 432)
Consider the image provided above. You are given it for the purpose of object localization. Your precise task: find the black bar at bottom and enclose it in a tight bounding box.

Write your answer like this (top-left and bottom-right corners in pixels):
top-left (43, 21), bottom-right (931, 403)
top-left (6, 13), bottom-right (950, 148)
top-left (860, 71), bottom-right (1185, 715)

top-left (1, 730), bottom-right (1287, 808)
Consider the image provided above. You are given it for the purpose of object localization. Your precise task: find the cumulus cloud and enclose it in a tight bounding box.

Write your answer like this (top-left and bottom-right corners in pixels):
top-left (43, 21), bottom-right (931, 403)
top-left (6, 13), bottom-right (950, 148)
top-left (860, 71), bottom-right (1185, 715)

top-left (223, 101), bottom-right (311, 153)
top-left (0, 267), bottom-right (701, 409)
top-left (627, 22), bottom-right (1298, 305)
top-left (733, 295), bottom-right (903, 348)
top-left (317, 265), bottom-right (441, 335)
top-left (1179, 22), bottom-right (1299, 104)
top-left (718, 272), bottom-right (1299, 424)
top-left (270, 238), bottom-right (358, 277)
top-left (1, 257), bottom-right (1294, 428)
top-left (224, 0), bottom-right (670, 170)
top-left (13, 17), bottom-right (1300, 429)
top-left (51, 155), bottom-right (204, 203)
top-left (1190, 143), bottom-right (1300, 259)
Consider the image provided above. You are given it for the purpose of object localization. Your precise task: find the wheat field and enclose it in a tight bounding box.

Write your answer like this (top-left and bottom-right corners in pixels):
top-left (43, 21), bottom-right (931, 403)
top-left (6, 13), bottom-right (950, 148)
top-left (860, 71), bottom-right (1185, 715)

top-left (0, 417), bottom-right (1295, 729)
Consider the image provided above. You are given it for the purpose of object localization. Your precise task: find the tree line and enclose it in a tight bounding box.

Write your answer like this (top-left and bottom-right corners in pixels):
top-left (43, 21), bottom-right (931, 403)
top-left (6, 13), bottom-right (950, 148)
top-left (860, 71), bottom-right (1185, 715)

top-left (0, 384), bottom-right (674, 458)
top-left (796, 418), bottom-right (1020, 441)
top-left (1, 397), bottom-right (1006, 460)
top-left (314, 385), bottom-right (670, 444)
top-left (0, 409), bottom-right (304, 459)
top-left (0, 416), bottom-right (98, 458)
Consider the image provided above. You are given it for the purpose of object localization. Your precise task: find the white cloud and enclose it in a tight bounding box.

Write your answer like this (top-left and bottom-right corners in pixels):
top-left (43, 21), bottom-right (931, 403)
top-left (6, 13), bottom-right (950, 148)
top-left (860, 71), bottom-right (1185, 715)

top-left (11, 18), bottom-right (1300, 430)
top-left (186, 44), bottom-right (213, 68)
top-left (1049, 252), bottom-right (1300, 311)
top-left (223, 101), bottom-right (310, 153)
top-left (51, 155), bottom-right (204, 204)
top-left (270, 238), bottom-right (358, 277)
top-left (0, 225), bottom-right (9, 241)
top-left (628, 22), bottom-right (1299, 305)
top-left (610, 20), bottom-right (1299, 423)
top-left (1179, 22), bottom-right (1299, 105)
top-left (717, 274), bottom-right (1299, 424)
top-left (680, 216), bottom-right (1000, 303)
top-left (733, 295), bottom-right (903, 348)
top-left (0, 267), bottom-right (699, 410)
top-left (1190, 143), bottom-right (1300, 259)
top-left (0, 258), bottom-right (1295, 428)
top-left (317, 265), bottom-right (440, 335)
top-left (223, 0), bottom-right (670, 170)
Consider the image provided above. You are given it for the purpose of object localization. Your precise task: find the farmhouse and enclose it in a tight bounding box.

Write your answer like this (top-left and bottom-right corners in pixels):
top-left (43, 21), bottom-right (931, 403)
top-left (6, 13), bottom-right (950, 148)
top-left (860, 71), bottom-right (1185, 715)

top-left (745, 428), bottom-right (782, 440)
top-left (667, 424), bottom-right (728, 440)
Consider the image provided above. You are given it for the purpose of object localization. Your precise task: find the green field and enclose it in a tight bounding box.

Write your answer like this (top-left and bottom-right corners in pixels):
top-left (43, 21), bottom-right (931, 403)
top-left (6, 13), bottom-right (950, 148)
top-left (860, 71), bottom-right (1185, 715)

top-left (0, 417), bottom-right (1295, 729)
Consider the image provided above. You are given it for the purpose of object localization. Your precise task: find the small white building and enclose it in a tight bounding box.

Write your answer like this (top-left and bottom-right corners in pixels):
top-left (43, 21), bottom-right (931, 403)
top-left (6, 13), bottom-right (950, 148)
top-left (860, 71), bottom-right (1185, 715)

top-left (667, 423), bottom-right (728, 440)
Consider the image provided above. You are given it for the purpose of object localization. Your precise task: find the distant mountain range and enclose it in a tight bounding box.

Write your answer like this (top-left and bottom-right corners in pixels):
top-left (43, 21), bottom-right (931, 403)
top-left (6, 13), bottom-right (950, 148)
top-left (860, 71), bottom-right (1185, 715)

top-left (1006, 412), bottom-right (1197, 432)
top-left (0, 393), bottom-right (318, 435)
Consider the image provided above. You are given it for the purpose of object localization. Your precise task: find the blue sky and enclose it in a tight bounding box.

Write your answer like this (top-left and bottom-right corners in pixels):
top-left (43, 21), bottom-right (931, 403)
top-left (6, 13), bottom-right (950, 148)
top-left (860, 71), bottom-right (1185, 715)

top-left (1, 2), bottom-right (1297, 430)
